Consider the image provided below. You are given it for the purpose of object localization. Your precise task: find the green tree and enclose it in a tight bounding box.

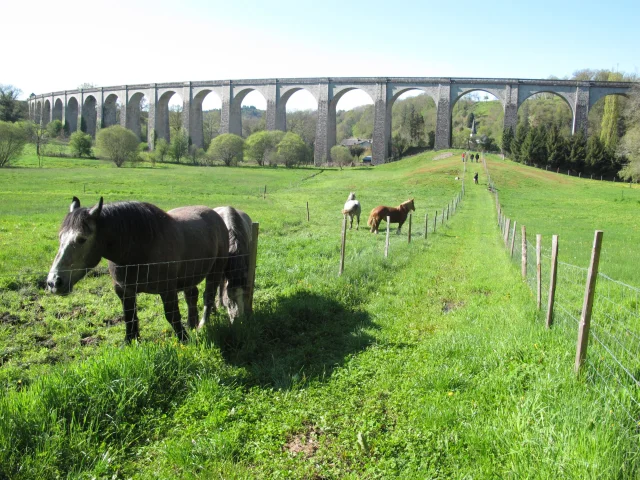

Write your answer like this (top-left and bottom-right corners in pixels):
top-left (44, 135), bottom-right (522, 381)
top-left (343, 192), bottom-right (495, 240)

top-left (277, 132), bottom-right (307, 168)
top-left (154, 138), bottom-right (170, 163)
top-left (546, 125), bottom-right (568, 168)
top-left (188, 145), bottom-right (205, 165)
top-left (585, 135), bottom-right (607, 174)
top-left (69, 131), bottom-right (93, 158)
top-left (511, 124), bottom-right (528, 162)
top-left (46, 119), bottom-right (63, 138)
top-left (330, 145), bottom-right (353, 169)
top-left (25, 121), bottom-right (49, 167)
top-left (519, 127), bottom-right (546, 165)
top-left (501, 126), bottom-right (514, 155)
top-left (466, 112), bottom-right (475, 128)
top-left (207, 133), bottom-right (244, 166)
top-left (568, 130), bottom-right (587, 172)
top-left (349, 144), bottom-right (365, 161)
top-left (96, 125), bottom-right (140, 167)
top-left (0, 121), bottom-right (28, 167)
top-left (169, 129), bottom-right (189, 163)
top-left (427, 130), bottom-right (435, 149)
top-left (600, 72), bottom-right (623, 151)
top-left (0, 85), bottom-right (25, 122)
top-left (244, 130), bottom-right (285, 166)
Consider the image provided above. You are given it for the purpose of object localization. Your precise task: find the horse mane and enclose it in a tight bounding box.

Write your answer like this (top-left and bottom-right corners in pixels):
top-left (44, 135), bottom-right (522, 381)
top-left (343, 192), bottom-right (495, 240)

top-left (215, 207), bottom-right (252, 288)
top-left (63, 201), bottom-right (170, 245)
top-left (399, 199), bottom-right (414, 212)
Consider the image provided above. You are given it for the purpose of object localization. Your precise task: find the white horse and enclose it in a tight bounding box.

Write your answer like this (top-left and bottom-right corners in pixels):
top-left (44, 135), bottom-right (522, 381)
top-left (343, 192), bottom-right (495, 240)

top-left (342, 192), bottom-right (361, 230)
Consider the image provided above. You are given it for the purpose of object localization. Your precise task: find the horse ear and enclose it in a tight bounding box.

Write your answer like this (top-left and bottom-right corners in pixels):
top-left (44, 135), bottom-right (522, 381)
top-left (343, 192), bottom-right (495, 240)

top-left (89, 197), bottom-right (103, 218)
top-left (70, 197), bottom-right (81, 212)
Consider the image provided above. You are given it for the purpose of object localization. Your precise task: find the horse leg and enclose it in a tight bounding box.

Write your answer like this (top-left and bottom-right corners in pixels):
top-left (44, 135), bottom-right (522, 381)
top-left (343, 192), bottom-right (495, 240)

top-left (199, 264), bottom-right (225, 329)
top-left (160, 290), bottom-right (188, 342)
top-left (349, 214), bottom-right (353, 229)
top-left (184, 286), bottom-right (199, 330)
top-left (397, 220), bottom-right (405, 234)
top-left (356, 214), bottom-right (359, 230)
top-left (115, 286), bottom-right (140, 343)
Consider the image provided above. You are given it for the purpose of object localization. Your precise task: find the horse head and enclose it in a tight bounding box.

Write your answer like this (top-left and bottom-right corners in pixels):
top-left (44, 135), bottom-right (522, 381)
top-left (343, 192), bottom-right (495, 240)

top-left (347, 192), bottom-right (356, 201)
top-left (402, 199), bottom-right (415, 212)
top-left (47, 197), bottom-right (104, 294)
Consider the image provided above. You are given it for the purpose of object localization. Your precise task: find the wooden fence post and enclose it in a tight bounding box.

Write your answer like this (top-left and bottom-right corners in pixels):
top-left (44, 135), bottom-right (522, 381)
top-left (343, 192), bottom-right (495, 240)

top-left (339, 215), bottom-right (348, 276)
top-left (433, 211), bottom-right (437, 233)
top-left (385, 216), bottom-right (390, 258)
top-left (575, 231), bottom-right (604, 374)
top-left (306, 201), bottom-right (310, 222)
top-left (546, 235), bottom-right (559, 328)
top-left (536, 234), bottom-right (542, 310)
top-left (247, 222), bottom-right (260, 314)
top-left (263, 185), bottom-right (267, 199)
top-left (504, 218), bottom-right (511, 246)
top-left (521, 225), bottom-right (527, 279)
top-left (424, 213), bottom-right (428, 240)
top-left (407, 213), bottom-right (412, 244)
top-left (510, 221), bottom-right (517, 257)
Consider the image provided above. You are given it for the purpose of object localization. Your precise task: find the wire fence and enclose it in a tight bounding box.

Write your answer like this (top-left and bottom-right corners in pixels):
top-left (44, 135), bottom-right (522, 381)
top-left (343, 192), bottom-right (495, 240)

top-left (487, 160), bottom-right (640, 426)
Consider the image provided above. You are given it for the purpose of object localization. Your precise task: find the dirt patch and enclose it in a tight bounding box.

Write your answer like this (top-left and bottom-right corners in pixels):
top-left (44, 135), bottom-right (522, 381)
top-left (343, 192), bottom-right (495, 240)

top-left (283, 424), bottom-right (322, 459)
top-left (442, 300), bottom-right (464, 314)
top-left (0, 311), bottom-right (21, 325)
top-left (104, 315), bottom-right (124, 327)
top-left (35, 335), bottom-right (56, 349)
top-left (80, 336), bottom-right (100, 346)
top-left (433, 152), bottom-right (454, 161)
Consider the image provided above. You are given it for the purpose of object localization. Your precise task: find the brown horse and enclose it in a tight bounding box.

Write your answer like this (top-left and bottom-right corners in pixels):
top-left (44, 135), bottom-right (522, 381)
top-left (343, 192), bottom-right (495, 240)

top-left (46, 197), bottom-right (229, 342)
top-left (367, 199), bottom-right (415, 234)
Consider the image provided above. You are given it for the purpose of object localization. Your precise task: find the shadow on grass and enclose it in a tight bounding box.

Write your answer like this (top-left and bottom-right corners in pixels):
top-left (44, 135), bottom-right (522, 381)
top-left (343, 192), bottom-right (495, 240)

top-left (206, 291), bottom-right (375, 389)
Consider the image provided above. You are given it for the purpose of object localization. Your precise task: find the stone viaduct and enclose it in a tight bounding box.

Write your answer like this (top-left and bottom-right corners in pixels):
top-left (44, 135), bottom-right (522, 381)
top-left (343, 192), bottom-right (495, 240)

top-left (29, 77), bottom-right (633, 165)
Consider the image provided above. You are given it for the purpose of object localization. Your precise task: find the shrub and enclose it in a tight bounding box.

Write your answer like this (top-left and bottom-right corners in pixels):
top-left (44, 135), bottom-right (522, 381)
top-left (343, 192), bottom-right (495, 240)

top-left (188, 144), bottom-right (205, 165)
top-left (46, 120), bottom-right (63, 139)
top-left (330, 145), bottom-right (353, 169)
top-left (0, 121), bottom-right (28, 167)
top-left (170, 129), bottom-right (189, 163)
top-left (69, 131), bottom-right (93, 158)
top-left (154, 138), bottom-right (170, 163)
top-left (96, 125), bottom-right (140, 167)
top-left (207, 134), bottom-right (244, 166)
top-left (244, 130), bottom-right (285, 166)
top-left (276, 132), bottom-right (307, 168)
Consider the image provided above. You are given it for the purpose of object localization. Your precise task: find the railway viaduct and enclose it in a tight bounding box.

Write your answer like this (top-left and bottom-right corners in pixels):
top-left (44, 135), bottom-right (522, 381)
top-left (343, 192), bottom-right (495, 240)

top-left (29, 77), bottom-right (633, 165)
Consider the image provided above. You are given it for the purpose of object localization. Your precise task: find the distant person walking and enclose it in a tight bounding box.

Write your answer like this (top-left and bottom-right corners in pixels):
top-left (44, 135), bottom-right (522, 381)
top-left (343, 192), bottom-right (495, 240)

top-left (474, 172), bottom-right (479, 184)
top-left (462, 152), bottom-right (466, 162)
top-left (475, 153), bottom-right (480, 163)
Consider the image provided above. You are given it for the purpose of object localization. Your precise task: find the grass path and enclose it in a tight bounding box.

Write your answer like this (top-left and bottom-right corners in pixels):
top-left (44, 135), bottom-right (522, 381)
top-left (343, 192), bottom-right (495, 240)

top-left (128, 166), bottom-right (636, 478)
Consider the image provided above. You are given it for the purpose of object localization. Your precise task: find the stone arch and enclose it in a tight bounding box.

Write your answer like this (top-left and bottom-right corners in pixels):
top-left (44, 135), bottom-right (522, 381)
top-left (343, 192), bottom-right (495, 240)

top-left (329, 87), bottom-right (375, 159)
top-left (53, 99), bottom-right (63, 122)
top-left (156, 90), bottom-right (183, 143)
top-left (280, 88), bottom-right (318, 146)
top-left (389, 88), bottom-right (438, 157)
top-left (66, 97), bottom-right (79, 133)
top-left (42, 100), bottom-right (51, 126)
top-left (517, 91), bottom-right (574, 137)
top-left (231, 87), bottom-right (267, 138)
top-left (192, 89), bottom-right (222, 149)
top-left (82, 95), bottom-right (98, 137)
top-left (103, 93), bottom-right (121, 128)
top-left (450, 89), bottom-right (502, 149)
top-left (126, 91), bottom-right (148, 142)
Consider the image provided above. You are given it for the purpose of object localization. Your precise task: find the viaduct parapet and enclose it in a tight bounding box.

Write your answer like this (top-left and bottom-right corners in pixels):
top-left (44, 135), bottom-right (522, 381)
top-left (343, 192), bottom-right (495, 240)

top-left (29, 77), bottom-right (634, 165)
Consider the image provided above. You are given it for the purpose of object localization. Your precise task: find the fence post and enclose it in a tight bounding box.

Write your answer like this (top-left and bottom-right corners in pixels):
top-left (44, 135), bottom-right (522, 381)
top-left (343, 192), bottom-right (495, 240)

top-left (385, 216), bottom-right (390, 258)
top-left (407, 213), bottom-right (412, 244)
top-left (536, 234), bottom-right (542, 310)
top-left (504, 218), bottom-right (511, 246)
top-left (433, 211), bottom-right (437, 233)
top-left (339, 215), bottom-right (348, 276)
top-left (510, 221), bottom-right (517, 257)
top-left (575, 230), bottom-right (604, 374)
top-left (247, 222), bottom-right (260, 314)
top-left (546, 235), bottom-right (559, 328)
top-left (306, 201), bottom-right (310, 222)
top-left (263, 185), bottom-right (267, 199)
top-left (521, 225), bottom-right (527, 279)
top-left (424, 213), bottom-right (428, 240)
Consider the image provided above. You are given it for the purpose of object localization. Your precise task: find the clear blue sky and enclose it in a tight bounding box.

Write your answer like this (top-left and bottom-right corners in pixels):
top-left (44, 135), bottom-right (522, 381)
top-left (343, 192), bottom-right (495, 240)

top-left (5, 0), bottom-right (638, 110)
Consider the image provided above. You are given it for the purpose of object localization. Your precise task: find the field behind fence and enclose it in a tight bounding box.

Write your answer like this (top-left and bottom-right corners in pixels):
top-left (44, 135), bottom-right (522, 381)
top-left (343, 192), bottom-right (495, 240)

top-left (486, 159), bottom-right (639, 426)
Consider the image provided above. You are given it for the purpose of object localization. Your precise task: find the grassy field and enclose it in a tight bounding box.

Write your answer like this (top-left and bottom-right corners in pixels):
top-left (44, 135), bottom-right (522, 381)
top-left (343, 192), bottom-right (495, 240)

top-left (485, 156), bottom-right (640, 286)
top-left (0, 150), bottom-right (638, 478)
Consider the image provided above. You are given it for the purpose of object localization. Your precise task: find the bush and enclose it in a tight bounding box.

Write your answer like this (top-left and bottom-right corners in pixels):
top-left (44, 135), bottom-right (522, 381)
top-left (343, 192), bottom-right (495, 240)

top-left (188, 144), bottom-right (205, 165)
top-left (244, 130), bottom-right (285, 166)
top-left (69, 131), bottom-right (93, 158)
top-left (154, 138), bottom-right (170, 163)
top-left (46, 120), bottom-right (63, 139)
top-left (207, 134), bottom-right (244, 166)
top-left (0, 121), bottom-right (28, 167)
top-left (170, 129), bottom-right (189, 163)
top-left (96, 125), bottom-right (140, 167)
top-left (276, 132), bottom-right (307, 168)
top-left (330, 145), bottom-right (353, 169)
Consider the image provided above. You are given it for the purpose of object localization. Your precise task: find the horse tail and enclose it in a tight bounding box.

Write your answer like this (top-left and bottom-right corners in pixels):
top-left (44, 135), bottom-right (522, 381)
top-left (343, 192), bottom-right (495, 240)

top-left (342, 209), bottom-right (349, 215)
top-left (367, 209), bottom-right (376, 227)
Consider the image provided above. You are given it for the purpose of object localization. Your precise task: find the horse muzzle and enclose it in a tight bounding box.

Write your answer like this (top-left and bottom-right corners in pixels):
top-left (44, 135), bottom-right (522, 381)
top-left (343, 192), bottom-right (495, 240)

top-left (46, 273), bottom-right (72, 295)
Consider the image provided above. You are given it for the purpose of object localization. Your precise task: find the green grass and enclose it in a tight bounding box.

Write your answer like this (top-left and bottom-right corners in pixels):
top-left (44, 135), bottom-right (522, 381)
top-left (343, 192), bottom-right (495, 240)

top-left (0, 151), bottom-right (638, 478)
top-left (485, 155), bottom-right (640, 285)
